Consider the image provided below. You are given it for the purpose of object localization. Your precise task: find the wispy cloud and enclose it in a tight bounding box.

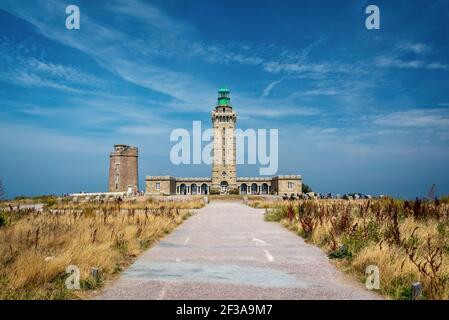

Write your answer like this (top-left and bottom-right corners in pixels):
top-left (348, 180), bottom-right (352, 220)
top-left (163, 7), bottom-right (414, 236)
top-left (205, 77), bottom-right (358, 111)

top-left (302, 88), bottom-right (339, 96)
top-left (397, 42), bottom-right (431, 55)
top-left (373, 108), bottom-right (449, 128)
top-left (7, 71), bottom-right (85, 93)
top-left (0, 38), bottom-right (103, 93)
top-left (261, 79), bottom-right (283, 98)
top-left (376, 55), bottom-right (449, 71)
top-left (376, 41), bottom-right (448, 71)
top-left (117, 125), bottom-right (169, 136)
top-left (107, 0), bottom-right (193, 34)
top-left (238, 104), bottom-right (319, 118)
top-left (27, 58), bottom-right (101, 85)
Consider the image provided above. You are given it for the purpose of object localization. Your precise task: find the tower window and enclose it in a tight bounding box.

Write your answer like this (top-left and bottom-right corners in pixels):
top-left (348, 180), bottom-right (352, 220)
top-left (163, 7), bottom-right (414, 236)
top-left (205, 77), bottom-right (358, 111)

top-left (223, 108), bottom-right (225, 112)
top-left (156, 182), bottom-right (161, 190)
top-left (288, 182), bottom-right (294, 189)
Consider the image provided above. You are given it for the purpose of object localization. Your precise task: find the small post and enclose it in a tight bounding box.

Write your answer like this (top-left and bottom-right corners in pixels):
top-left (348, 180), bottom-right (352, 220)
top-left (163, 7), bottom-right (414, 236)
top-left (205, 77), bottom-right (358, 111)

top-left (91, 267), bottom-right (102, 282)
top-left (243, 196), bottom-right (248, 204)
top-left (203, 196), bottom-right (209, 204)
top-left (411, 282), bottom-right (422, 300)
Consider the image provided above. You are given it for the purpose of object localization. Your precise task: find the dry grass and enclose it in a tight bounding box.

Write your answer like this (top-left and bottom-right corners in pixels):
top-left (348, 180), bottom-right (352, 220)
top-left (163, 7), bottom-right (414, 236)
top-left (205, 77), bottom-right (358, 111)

top-left (255, 198), bottom-right (449, 300)
top-left (248, 199), bottom-right (284, 209)
top-left (0, 198), bottom-right (204, 299)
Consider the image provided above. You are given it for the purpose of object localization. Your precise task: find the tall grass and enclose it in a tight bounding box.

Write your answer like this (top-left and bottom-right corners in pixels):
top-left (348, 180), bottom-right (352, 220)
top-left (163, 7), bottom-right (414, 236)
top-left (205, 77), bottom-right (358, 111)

top-left (0, 198), bottom-right (203, 299)
top-left (254, 198), bottom-right (449, 300)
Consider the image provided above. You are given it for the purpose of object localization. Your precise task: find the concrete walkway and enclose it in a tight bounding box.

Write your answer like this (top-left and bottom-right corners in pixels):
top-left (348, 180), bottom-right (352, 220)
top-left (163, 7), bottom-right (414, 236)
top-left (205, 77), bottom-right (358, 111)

top-left (96, 200), bottom-right (381, 299)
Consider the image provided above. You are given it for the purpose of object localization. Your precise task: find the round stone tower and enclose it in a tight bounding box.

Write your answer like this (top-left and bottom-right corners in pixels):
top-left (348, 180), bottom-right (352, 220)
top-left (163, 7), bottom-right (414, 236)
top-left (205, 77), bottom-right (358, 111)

top-left (211, 88), bottom-right (237, 193)
top-left (108, 144), bottom-right (139, 193)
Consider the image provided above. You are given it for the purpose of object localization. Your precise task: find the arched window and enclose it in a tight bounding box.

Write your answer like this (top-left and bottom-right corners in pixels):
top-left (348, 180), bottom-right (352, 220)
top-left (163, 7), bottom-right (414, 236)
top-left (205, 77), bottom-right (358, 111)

top-left (220, 181), bottom-right (228, 193)
top-left (179, 184), bottom-right (187, 195)
top-left (261, 183), bottom-right (269, 195)
top-left (251, 183), bottom-right (258, 194)
top-left (200, 183), bottom-right (208, 195)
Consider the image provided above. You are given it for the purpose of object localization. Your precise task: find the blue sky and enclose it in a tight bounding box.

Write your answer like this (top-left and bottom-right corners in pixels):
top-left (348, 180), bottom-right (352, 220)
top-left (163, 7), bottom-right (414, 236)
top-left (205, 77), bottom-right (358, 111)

top-left (0, 0), bottom-right (449, 198)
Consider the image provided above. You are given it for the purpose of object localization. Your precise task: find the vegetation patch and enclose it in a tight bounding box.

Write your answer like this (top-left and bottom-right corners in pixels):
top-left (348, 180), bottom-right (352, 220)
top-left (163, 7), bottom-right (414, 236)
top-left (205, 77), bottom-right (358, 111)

top-left (258, 197), bottom-right (449, 300)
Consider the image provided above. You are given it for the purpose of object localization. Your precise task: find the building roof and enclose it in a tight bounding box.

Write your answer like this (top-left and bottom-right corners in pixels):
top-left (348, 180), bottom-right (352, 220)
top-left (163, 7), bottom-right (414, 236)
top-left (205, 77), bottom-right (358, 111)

top-left (237, 177), bottom-right (272, 181)
top-left (146, 175), bottom-right (301, 181)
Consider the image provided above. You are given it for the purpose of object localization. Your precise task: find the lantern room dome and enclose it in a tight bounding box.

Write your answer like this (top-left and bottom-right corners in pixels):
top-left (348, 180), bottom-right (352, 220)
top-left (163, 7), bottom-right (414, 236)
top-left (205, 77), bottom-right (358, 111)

top-left (217, 88), bottom-right (231, 107)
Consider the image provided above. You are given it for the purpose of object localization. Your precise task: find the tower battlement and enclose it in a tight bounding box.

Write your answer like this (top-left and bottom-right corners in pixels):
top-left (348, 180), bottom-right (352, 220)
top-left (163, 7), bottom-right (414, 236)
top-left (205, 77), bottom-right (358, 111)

top-left (110, 144), bottom-right (138, 157)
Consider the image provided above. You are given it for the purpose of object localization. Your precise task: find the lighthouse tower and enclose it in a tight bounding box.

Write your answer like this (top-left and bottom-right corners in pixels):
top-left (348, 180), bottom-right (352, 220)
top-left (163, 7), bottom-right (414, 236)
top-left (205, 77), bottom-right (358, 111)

top-left (211, 88), bottom-right (237, 193)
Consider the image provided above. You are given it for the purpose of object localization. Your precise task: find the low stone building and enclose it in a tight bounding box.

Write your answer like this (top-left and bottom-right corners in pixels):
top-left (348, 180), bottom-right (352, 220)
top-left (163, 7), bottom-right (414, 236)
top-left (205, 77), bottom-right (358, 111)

top-left (145, 89), bottom-right (302, 196)
top-left (146, 175), bottom-right (301, 196)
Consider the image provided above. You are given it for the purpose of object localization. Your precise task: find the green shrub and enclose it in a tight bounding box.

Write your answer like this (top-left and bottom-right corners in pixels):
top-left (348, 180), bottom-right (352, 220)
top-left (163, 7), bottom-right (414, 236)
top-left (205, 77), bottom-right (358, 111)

top-left (385, 275), bottom-right (416, 300)
top-left (139, 238), bottom-right (152, 250)
top-left (0, 211), bottom-right (9, 227)
top-left (265, 208), bottom-right (286, 222)
top-left (328, 244), bottom-right (352, 259)
top-left (80, 276), bottom-right (99, 290)
top-left (302, 183), bottom-right (312, 193)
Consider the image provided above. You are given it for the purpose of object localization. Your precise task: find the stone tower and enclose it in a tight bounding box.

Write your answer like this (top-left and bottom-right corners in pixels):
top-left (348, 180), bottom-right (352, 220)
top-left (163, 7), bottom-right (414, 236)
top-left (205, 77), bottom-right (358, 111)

top-left (211, 88), bottom-right (237, 193)
top-left (108, 144), bottom-right (139, 193)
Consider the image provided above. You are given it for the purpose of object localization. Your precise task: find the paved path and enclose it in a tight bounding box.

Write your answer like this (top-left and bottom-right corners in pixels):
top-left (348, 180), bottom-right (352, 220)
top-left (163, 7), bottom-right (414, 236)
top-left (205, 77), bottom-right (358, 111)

top-left (96, 201), bottom-right (381, 299)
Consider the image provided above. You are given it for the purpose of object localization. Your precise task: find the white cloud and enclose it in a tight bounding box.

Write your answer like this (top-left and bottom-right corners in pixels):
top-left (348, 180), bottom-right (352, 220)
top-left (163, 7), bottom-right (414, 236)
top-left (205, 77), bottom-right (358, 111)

top-left (117, 125), bottom-right (169, 136)
top-left (261, 79), bottom-right (283, 98)
top-left (302, 88), bottom-right (339, 96)
top-left (0, 37), bottom-right (103, 93)
top-left (427, 62), bottom-right (449, 70)
top-left (238, 105), bottom-right (319, 118)
top-left (376, 55), bottom-right (449, 71)
top-left (373, 109), bottom-right (449, 128)
top-left (27, 58), bottom-right (101, 85)
top-left (397, 42), bottom-right (431, 55)
top-left (107, 0), bottom-right (195, 35)
top-left (8, 71), bottom-right (86, 93)
top-left (263, 61), bottom-right (328, 74)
